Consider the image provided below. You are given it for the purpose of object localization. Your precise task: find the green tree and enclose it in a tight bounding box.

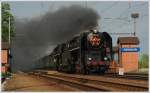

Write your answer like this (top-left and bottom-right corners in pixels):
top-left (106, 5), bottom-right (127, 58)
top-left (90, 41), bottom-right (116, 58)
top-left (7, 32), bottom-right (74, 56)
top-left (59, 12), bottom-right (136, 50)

top-left (138, 54), bottom-right (149, 68)
top-left (2, 3), bottom-right (14, 42)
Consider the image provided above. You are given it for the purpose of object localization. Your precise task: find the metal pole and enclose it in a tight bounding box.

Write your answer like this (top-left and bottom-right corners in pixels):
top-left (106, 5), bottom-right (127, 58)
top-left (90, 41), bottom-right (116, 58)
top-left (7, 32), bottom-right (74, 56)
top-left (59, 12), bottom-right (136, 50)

top-left (131, 13), bottom-right (139, 36)
top-left (9, 16), bottom-right (11, 44)
top-left (8, 16), bottom-right (12, 73)
top-left (133, 18), bottom-right (136, 36)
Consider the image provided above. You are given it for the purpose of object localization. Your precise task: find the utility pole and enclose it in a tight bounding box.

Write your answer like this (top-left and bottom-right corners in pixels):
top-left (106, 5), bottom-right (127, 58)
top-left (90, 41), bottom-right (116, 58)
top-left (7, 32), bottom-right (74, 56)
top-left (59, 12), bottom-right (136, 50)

top-left (8, 16), bottom-right (12, 74)
top-left (9, 16), bottom-right (11, 44)
top-left (131, 13), bottom-right (139, 36)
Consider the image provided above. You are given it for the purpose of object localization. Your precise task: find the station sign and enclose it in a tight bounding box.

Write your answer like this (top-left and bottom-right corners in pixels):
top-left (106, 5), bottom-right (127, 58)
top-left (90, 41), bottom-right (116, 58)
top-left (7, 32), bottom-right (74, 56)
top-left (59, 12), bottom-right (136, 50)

top-left (120, 47), bottom-right (140, 52)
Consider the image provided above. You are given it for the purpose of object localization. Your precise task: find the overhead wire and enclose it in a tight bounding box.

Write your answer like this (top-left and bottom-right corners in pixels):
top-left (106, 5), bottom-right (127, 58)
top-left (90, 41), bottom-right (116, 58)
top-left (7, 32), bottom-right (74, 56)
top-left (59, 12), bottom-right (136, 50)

top-left (109, 15), bottom-right (148, 36)
top-left (109, 13), bottom-right (148, 35)
top-left (101, 2), bottom-right (147, 33)
top-left (100, 2), bottom-right (119, 14)
top-left (101, 2), bottom-right (132, 30)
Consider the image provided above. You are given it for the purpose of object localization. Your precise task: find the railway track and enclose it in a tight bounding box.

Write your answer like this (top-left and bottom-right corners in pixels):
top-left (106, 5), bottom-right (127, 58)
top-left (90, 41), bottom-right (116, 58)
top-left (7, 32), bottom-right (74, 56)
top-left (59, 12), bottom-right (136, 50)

top-left (104, 73), bottom-right (148, 80)
top-left (34, 69), bottom-right (149, 80)
top-left (29, 72), bottom-right (105, 91)
top-left (28, 70), bottom-right (148, 91)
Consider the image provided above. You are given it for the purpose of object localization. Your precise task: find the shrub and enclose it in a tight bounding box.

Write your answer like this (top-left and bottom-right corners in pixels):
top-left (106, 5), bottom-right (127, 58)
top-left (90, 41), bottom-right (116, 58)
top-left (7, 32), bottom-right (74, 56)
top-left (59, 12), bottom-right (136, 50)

top-left (138, 54), bottom-right (149, 68)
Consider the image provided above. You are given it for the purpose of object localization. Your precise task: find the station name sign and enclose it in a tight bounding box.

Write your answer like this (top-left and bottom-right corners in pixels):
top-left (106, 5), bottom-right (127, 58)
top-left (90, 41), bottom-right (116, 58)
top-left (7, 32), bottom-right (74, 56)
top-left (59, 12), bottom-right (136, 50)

top-left (120, 47), bottom-right (140, 52)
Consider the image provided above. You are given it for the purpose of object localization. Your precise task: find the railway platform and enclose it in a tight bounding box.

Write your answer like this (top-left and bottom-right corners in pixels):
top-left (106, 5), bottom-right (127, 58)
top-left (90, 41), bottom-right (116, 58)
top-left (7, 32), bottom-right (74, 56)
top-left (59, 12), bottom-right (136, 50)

top-left (2, 72), bottom-right (79, 92)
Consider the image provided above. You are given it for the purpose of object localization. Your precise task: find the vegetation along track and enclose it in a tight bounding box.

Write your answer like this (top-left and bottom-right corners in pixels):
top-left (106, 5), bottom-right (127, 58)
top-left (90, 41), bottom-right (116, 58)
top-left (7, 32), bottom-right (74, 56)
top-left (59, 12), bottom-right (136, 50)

top-left (28, 71), bottom-right (148, 91)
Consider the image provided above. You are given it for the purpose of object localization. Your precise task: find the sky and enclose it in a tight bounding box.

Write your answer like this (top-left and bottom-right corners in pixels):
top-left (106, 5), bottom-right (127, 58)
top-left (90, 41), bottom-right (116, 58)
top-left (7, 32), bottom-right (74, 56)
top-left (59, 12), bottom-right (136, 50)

top-left (6, 1), bottom-right (149, 55)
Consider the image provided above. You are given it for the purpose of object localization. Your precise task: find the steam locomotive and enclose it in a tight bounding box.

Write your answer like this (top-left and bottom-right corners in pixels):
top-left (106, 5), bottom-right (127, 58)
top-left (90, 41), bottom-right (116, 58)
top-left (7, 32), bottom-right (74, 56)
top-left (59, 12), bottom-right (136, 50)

top-left (39, 29), bottom-right (113, 74)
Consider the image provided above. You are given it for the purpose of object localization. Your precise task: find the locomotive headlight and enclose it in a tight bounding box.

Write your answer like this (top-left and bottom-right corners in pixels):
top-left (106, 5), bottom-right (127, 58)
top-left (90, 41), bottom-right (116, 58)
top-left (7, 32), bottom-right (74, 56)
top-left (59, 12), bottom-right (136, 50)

top-left (93, 29), bottom-right (98, 33)
top-left (88, 58), bottom-right (92, 61)
top-left (104, 57), bottom-right (108, 61)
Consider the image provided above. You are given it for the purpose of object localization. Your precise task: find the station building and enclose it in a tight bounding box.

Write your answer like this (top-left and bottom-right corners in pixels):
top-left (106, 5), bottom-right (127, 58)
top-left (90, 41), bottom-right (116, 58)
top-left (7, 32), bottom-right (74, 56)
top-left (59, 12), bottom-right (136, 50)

top-left (109, 37), bottom-right (140, 73)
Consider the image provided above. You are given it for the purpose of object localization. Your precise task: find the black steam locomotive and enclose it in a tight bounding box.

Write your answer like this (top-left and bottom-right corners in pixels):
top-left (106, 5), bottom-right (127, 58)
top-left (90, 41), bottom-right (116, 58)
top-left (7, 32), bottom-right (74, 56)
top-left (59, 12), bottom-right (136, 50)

top-left (39, 29), bottom-right (113, 74)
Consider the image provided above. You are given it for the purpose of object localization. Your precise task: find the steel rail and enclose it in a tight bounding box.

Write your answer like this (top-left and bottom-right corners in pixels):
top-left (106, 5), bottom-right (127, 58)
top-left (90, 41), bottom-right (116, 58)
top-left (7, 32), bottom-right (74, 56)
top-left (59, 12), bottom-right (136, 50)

top-left (29, 71), bottom-right (148, 91)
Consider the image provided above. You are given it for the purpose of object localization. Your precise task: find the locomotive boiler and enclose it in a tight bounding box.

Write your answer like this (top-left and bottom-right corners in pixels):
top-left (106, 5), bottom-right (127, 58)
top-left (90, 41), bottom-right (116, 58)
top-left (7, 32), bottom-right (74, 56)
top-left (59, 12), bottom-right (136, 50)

top-left (47, 29), bottom-right (113, 74)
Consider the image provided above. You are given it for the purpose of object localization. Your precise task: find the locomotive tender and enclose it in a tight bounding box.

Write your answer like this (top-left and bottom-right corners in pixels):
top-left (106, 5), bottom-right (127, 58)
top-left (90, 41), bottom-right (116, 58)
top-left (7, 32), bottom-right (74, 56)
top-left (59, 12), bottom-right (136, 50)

top-left (41, 29), bottom-right (113, 74)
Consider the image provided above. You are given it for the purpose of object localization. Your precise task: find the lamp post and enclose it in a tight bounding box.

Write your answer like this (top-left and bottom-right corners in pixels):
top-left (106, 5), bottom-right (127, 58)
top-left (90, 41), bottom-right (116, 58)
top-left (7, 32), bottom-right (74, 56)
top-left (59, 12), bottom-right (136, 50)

top-left (131, 13), bottom-right (139, 36)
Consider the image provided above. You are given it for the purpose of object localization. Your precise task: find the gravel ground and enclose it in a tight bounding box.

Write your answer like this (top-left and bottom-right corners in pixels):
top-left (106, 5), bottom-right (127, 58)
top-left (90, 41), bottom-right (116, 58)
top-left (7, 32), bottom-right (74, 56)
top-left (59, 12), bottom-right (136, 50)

top-left (3, 73), bottom-right (80, 92)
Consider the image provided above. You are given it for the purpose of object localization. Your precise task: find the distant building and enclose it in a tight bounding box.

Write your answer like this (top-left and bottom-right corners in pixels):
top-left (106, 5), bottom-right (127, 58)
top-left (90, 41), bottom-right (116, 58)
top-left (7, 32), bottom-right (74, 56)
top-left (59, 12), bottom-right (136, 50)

top-left (2, 42), bottom-right (10, 74)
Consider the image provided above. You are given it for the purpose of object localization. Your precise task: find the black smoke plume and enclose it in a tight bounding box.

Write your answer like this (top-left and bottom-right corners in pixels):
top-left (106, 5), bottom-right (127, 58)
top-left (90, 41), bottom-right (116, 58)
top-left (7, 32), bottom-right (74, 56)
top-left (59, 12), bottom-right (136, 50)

top-left (11, 5), bottom-right (100, 72)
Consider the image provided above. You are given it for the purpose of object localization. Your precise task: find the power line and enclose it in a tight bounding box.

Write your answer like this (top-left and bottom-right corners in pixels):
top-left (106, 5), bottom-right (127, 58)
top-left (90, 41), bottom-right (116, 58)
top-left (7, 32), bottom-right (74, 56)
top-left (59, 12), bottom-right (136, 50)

top-left (101, 3), bottom-right (131, 30)
top-left (119, 2), bottom-right (147, 18)
top-left (140, 14), bottom-right (148, 19)
top-left (100, 2), bottom-right (119, 14)
top-left (109, 21), bottom-right (131, 32)
top-left (105, 13), bottom-right (148, 32)
top-left (103, 17), bottom-right (130, 22)
top-left (101, 17), bottom-right (130, 30)
top-left (101, 2), bottom-right (147, 31)
top-left (109, 32), bottom-right (133, 35)
top-left (110, 13), bottom-right (148, 35)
